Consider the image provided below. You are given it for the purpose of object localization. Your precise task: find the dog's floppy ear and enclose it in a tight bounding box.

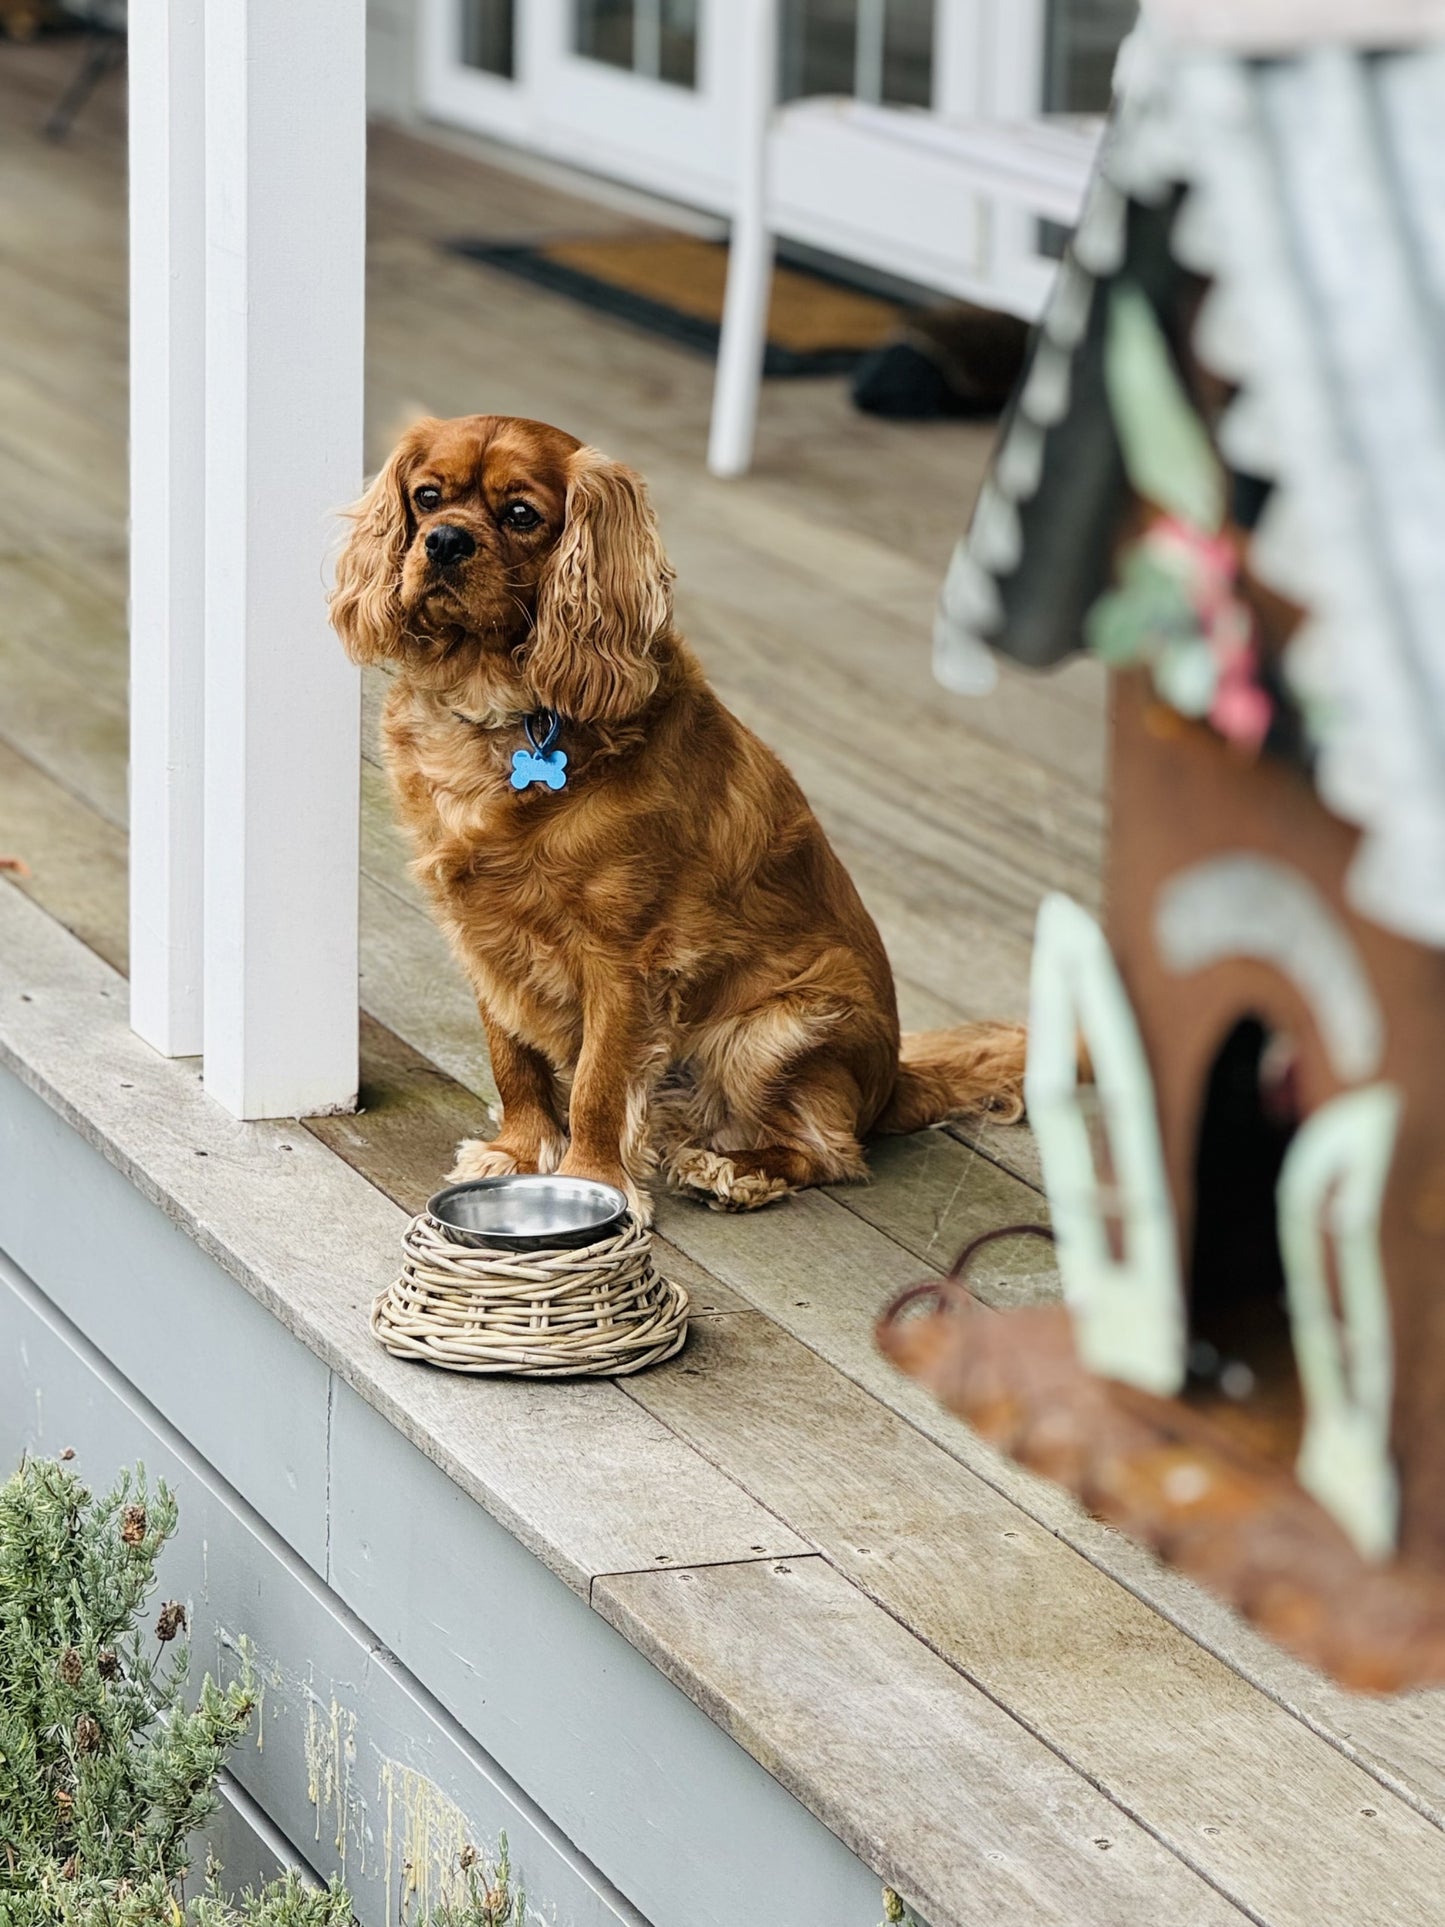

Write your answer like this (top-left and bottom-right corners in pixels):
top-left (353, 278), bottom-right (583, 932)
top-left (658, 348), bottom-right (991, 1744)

top-left (528, 447), bottom-right (674, 723)
top-left (329, 421), bottom-right (435, 663)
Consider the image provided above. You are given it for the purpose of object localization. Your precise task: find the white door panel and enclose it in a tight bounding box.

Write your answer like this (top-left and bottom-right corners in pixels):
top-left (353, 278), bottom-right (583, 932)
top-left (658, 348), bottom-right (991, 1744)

top-left (419, 2), bottom-right (1136, 297)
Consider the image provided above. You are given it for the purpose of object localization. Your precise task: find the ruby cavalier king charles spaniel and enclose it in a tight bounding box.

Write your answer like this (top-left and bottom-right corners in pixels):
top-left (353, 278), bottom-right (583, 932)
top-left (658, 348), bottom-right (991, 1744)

top-left (330, 414), bottom-right (1025, 1220)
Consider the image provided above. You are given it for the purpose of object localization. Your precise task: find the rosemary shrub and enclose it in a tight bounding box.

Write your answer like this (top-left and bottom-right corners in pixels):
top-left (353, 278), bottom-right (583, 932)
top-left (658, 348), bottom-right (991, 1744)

top-left (0, 1456), bottom-right (348, 1926)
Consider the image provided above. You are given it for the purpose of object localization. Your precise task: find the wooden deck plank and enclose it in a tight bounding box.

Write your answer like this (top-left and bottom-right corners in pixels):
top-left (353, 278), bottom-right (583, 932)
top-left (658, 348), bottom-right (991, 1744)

top-left (309, 1009), bottom-right (489, 1209)
top-left (621, 1313), bottom-right (1445, 1927)
top-left (596, 1557), bottom-right (1249, 1927)
top-left (365, 119), bottom-right (674, 245)
top-left (0, 739), bottom-right (128, 973)
top-left (0, 637), bottom-right (128, 827)
top-left (0, 261), bottom-right (128, 413)
top-left (0, 366), bottom-right (128, 516)
top-left (359, 873), bottom-right (498, 1100)
top-left (680, 593), bottom-right (1103, 903)
top-left (827, 1128), bottom-right (1056, 1302)
top-left (666, 518), bottom-right (1107, 800)
top-left (0, 549), bottom-right (128, 697)
top-left (945, 1113), bottom-right (1047, 1192)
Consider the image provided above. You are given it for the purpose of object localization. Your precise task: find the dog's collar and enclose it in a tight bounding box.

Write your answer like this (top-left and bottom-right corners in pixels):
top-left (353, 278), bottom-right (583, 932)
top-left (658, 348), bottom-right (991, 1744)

top-left (448, 703), bottom-right (527, 730)
top-left (448, 704), bottom-right (570, 793)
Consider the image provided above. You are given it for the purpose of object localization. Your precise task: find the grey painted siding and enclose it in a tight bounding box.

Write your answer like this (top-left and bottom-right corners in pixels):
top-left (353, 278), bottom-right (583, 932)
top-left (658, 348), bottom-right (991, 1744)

top-left (0, 1065), bottom-right (331, 1567)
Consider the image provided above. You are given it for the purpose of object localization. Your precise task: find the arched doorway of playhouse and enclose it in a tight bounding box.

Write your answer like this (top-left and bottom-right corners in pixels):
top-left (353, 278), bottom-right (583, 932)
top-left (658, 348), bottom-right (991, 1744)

top-left (1185, 1013), bottom-right (1306, 1464)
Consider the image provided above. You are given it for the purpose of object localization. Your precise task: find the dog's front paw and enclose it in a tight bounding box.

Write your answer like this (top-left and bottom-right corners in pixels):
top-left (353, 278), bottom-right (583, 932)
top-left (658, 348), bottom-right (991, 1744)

top-left (623, 1180), bottom-right (655, 1229)
top-left (449, 1138), bottom-right (526, 1182)
top-left (556, 1153), bottom-right (653, 1228)
top-left (667, 1146), bottom-right (792, 1213)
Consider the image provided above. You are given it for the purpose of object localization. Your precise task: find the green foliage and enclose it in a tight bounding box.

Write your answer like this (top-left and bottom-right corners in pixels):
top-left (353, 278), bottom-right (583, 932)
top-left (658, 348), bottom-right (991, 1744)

top-left (192, 1871), bottom-right (358, 1927)
top-left (0, 1456), bottom-right (526, 1927)
top-left (427, 1835), bottom-right (525, 1927)
top-left (1, 1868), bottom-right (356, 1927)
top-left (0, 1456), bottom-right (254, 1908)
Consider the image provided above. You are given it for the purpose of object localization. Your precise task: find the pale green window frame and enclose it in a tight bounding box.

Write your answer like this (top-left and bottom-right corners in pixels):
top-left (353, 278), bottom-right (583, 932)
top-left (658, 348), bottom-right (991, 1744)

top-left (1026, 894), bottom-right (1187, 1396)
top-left (1278, 1084), bottom-right (1402, 1562)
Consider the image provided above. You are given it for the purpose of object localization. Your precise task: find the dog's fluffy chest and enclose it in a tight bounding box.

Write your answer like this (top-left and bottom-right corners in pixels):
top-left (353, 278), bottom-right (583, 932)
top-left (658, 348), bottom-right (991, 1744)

top-left (385, 709), bottom-right (646, 968)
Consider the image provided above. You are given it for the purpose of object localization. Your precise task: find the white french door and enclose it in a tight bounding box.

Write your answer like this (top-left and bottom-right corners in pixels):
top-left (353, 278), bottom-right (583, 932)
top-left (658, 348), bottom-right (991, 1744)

top-left (420, 1), bottom-right (1135, 272)
top-left (421, 1), bottom-right (749, 211)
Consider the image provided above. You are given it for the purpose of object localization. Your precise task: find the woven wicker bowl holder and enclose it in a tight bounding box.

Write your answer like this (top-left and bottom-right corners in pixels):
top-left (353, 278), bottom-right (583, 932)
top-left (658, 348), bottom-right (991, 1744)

top-left (371, 1210), bottom-right (690, 1377)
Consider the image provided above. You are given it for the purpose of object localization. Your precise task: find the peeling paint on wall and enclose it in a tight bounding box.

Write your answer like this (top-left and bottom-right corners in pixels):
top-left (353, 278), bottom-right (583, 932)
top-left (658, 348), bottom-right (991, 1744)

top-left (305, 1691), bottom-right (359, 1866)
top-left (379, 1756), bottom-right (475, 1918)
top-left (216, 1629), bottom-right (534, 1916)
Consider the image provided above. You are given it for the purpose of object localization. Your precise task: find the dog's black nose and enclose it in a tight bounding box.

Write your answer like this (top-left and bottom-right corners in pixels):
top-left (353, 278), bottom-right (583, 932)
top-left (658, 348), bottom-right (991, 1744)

top-left (425, 523), bottom-right (476, 566)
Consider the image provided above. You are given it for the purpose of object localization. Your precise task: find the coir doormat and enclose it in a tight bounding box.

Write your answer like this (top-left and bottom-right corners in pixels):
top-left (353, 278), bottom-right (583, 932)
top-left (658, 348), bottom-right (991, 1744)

top-left (444, 233), bottom-right (904, 375)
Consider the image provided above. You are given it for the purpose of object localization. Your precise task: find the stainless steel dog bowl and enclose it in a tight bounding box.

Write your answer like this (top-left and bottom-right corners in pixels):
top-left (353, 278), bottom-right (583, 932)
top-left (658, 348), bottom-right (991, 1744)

top-left (425, 1175), bottom-right (629, 1251)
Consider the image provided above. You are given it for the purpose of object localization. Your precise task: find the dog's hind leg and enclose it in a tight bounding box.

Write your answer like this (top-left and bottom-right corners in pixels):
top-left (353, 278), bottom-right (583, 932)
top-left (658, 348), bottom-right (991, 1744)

top-left (667, 1054), bottom-right (870, 1211)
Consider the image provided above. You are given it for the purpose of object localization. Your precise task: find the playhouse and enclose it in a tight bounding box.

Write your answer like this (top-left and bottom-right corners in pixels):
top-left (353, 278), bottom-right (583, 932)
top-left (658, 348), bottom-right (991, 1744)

top-left (883, 1), bottom-right (1445, 1690)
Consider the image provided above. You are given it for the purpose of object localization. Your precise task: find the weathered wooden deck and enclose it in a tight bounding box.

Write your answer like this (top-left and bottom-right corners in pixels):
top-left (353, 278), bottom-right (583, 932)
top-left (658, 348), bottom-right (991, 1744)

top-left (3, 33), bottom-right (1445, 1927)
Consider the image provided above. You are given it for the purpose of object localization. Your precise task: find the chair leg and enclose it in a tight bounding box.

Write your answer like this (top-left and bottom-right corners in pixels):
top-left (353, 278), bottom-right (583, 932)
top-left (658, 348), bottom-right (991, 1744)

top-left (708, 213), bottom-right (774, 479)
top-left (707, 0), bottom-right (778, 479)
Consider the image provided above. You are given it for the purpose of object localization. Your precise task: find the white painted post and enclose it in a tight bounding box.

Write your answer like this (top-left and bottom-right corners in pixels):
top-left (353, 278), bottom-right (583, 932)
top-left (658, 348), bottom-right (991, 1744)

top-left (128, 0), bottom-right (206, 1059)
top-left (203, 0), bottom-right (365, 1118)
top-left (706, 0), bottom-right (777, 479)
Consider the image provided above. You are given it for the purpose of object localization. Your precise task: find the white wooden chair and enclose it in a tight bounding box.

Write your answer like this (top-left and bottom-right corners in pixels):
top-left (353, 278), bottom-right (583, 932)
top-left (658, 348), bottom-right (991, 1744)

top-left (708, 0), bottom-right (1105, 477)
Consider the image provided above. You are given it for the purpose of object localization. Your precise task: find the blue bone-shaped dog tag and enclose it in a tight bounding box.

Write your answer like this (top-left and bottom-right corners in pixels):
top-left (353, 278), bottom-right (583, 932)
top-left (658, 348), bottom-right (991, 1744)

top-left (510, 710), bottom-right (568, 792)
top-left (511, 747), bottom-right (568, 791)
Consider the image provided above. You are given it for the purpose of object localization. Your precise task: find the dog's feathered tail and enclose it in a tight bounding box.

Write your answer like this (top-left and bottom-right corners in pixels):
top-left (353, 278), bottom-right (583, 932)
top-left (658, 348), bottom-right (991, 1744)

top-left (875, 1023), bottom-right (1028, 1135)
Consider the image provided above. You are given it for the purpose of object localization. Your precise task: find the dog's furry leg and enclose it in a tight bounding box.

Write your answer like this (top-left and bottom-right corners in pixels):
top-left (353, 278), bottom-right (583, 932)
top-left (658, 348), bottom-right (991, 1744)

top-left (667, 1057), bottom-right (870, 1212)
top-left (554, 983), bottom-right (666, 1225)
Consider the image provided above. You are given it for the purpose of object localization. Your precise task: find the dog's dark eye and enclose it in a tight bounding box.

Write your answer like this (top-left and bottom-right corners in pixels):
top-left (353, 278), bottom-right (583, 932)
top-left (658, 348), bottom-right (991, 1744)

top-left (415, 485), bottom-right (441, 510)
top-left (502, 502), bottom-right (541, 530)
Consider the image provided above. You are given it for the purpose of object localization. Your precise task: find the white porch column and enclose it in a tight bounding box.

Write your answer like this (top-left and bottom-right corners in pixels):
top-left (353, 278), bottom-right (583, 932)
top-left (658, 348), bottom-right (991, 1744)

top-left (128, 0), bottom-right (206, 1058)
top-left (203, 0), bottom-right (365, 1118)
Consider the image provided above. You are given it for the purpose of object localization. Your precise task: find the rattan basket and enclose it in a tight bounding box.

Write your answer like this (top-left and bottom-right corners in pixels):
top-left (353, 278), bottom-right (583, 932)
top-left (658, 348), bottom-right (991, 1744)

top-left (371, 1210), bottom-right (689, 1377)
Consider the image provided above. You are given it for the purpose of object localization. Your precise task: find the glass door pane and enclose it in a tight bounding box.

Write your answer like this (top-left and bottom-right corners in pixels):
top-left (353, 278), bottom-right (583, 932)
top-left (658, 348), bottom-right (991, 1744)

top-left (1043, 0), bottom-right (1137, 112)
top-left (575, 0), bottom-right (636, 70)
top-left (574, 0), bottom-right (699, 88)
top-left (881, 0), bottom-right (932, 107)
top-left (657, 0), bottom-right (700, 87)
top-left (781, 0), bottom-right (857, 99)
top-left (780, 0), bottom-right (934, 107)
top-left (1037, 1), bottom-right (1136, 257)
top-left (460, 0), bottom-right (516, 76)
